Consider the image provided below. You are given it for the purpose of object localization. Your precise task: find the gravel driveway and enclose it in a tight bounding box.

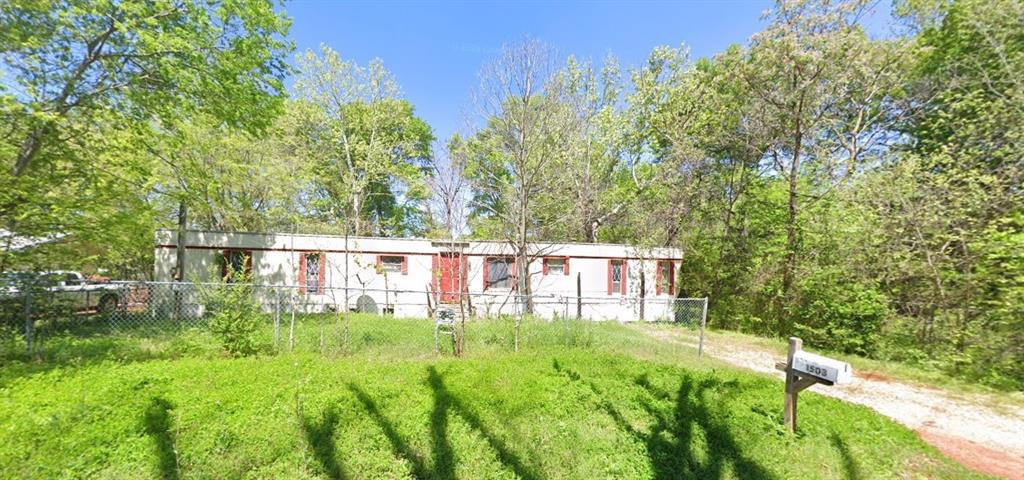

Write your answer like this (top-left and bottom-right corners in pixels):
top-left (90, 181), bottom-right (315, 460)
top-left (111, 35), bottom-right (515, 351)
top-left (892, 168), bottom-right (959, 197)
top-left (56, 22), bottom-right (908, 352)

top-left (641, 326), bottom-right (1024, 480)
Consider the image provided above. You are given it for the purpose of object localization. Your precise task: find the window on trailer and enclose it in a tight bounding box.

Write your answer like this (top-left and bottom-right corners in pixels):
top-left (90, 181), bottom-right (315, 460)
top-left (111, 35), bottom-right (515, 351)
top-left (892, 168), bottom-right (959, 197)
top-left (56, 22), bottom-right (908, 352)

top-left (544, 257), bottom-right (567, 275)
top-left (222, 250), bottom-right (252, 282)
top-left (380, 255), bottom-right (405, 273)
top-left (486, 257), bottom-right (513, 290)
top-left (609, 259), bottom-right (625, 294)
top-left (305, 253), bottom-right (321, 292)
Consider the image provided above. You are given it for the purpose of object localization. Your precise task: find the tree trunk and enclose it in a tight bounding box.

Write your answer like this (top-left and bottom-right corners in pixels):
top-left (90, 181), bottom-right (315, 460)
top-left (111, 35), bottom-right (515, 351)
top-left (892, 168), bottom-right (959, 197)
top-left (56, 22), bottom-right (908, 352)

top-left (517, 246), bottom-right (532, 314)
top-left (175, 201), bottom-right (188, 281)
top-left (584, 219), bottom-right (599, 243)
top-left (13, 127), bottom-right (46, 177)
top-left (173, 201), bottom-right (188, 321)
top-left (518, 189), bottom-right (532, 313)
top-left (351, 194), bottom-right (362, 236)
top-left (780, 132), bottom-right (803, 336)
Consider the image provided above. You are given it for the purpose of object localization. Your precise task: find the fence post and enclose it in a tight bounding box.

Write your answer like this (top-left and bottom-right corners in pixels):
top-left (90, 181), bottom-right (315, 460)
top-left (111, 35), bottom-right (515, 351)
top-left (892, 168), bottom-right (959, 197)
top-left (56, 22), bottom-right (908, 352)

top-left (576, 273), bottom-right (582, 320)
top-left (273, 287), bottom-right (281, 350)
top-left (698, 297), bottom-right (708, 357)
top-left (783, 337), bottom-right (802, 432)
top-left (23, 289), bottom-right (34, 355)
top-left (639, 275), bottom-right (645, 321)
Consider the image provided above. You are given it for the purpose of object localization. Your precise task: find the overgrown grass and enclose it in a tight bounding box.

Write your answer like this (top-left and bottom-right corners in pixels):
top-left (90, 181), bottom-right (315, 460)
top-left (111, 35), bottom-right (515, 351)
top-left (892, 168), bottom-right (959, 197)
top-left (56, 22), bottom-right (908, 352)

top-left (0, 314), bottom-right (675, 386)
top-left (0, 315), bottom-right (987, 479)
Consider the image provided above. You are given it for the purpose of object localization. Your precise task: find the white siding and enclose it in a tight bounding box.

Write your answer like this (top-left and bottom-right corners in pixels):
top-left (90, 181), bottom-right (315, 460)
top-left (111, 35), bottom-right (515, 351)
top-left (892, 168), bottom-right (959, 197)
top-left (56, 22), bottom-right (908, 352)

top-left (154, 230), bottom-right (683, 321)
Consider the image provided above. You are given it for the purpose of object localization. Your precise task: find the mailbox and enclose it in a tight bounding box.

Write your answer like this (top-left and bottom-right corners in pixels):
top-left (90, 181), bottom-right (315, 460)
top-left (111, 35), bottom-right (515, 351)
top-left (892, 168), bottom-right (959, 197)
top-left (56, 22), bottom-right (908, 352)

top-left (791, 350), bottom-right (853, 385)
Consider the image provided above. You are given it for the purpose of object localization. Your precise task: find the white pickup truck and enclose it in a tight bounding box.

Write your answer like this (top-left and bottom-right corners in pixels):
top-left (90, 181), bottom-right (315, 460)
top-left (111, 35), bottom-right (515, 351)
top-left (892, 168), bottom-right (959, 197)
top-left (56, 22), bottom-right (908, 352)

top-left (1, 271), bottom-right (122, 313)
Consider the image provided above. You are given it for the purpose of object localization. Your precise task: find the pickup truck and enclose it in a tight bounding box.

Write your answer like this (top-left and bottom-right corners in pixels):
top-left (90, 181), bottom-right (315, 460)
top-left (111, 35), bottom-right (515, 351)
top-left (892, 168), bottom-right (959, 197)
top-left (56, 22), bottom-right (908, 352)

top-left (1, 271), bottom-right (122, 313)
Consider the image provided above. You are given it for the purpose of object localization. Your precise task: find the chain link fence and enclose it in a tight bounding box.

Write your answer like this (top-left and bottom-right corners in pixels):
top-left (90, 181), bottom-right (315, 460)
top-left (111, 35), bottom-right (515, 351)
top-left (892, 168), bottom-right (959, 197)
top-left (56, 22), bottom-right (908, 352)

top-left (1, 281), bottom-right (707, 359)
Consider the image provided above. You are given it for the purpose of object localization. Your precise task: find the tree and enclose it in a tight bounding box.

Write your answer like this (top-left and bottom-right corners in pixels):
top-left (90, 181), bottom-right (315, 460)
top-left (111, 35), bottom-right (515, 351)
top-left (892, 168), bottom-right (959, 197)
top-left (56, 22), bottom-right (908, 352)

top-left (293, 46), bottom-right (434, 237)
top-left (862, 0), bottom-right (1024, 387)
top-left (428, 146), bottom-right (471, 354)
top-left (738, 0), bottom-right (907, 334)
top-left (547, 55), bottom-right (636, 242)
top-left (0, 0), bottom-right (291, 273)
top-left (620, 1), bottom-right (915, 340)
top-left (627, 44), bottom-right (774, 317)
top-left (454, 38), bottom-right (572, 312)
top-left (148, 111), bottom-right (307, 234)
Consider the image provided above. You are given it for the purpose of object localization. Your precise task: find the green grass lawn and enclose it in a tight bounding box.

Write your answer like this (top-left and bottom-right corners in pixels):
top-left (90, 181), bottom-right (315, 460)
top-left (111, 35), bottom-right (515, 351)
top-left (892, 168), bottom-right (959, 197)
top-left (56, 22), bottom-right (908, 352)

top-left (0, 317), bottom-right (987, 479)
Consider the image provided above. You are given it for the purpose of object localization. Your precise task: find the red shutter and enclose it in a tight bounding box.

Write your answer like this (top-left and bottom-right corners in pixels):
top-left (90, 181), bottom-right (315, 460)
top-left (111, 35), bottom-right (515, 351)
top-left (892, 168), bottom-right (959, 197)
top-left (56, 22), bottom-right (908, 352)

top-left (482, 257), bottom-right (489, 291)
top-left (607, 259), bottom-right (613, 295)
top-left (318, 253), bottom-right (326, 294)
top-left (543, 258), bottom-right (549, 275)
top-left (621, 259), bottom-right (628, 294)
top-left (298, 253), bottom-right (307, 293)
top-left (656, 261), bottom-right (663, 295)
top-left (564, 256), bottom-right (570, 276)
top-left (401, 256), bottom-right (409, 275)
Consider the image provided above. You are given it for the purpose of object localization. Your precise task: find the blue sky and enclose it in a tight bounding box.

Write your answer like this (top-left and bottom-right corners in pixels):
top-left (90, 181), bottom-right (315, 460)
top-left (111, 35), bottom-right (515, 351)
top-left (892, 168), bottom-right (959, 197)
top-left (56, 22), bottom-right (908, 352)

top-left (284, 0), bottom-right (892, 146)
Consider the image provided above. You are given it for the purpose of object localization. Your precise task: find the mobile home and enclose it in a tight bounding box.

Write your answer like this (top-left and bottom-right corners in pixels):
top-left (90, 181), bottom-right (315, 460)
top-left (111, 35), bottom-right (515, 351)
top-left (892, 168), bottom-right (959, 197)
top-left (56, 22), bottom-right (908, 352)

top-left (154, 230), bottom-right (684, 322)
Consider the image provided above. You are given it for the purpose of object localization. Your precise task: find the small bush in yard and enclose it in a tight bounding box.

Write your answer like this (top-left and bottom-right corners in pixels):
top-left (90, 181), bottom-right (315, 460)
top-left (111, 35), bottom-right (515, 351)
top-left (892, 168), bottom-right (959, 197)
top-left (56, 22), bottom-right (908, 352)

top-left (197, 267), bottom-right (263, 357)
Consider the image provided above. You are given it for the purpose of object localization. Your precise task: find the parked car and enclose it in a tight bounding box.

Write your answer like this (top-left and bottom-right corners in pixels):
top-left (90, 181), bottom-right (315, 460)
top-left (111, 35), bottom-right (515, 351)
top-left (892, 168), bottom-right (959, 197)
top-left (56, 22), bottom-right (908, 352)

top-left (0, 271), bottom-right (122, 313)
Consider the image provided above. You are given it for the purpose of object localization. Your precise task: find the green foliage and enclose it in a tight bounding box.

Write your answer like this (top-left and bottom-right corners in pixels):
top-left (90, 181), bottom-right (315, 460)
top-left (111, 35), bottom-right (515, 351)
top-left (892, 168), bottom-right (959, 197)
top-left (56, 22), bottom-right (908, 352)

top-left (0, 330), bottom-right (982, 479)
top-left (0, 0), bottom-right (292, 275)
top-left (961, 211), bottom-right (1024, 389)
top-left (197, 265), bottom-right (263, 357)
top-left (792, 269), bottom-right (890, 356)
top-left (293, 46), bottom-right (435, 237)
top-left (203, 288), bottom-right (262, 358)
top-left (3, 0), bottom-right (1021, 392)
top-left (616, 0), bottom-right (1023, 390)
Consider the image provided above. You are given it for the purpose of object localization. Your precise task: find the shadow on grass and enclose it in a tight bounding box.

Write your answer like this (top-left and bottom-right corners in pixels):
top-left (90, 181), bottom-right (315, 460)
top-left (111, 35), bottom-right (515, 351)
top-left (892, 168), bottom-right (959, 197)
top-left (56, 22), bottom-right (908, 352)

top-left (347, 368), bottom-right (540, 480)
top-left (143, 396), bottom-right (179, 480)
top-left (348, 383), bottom-right (430, 478)
top-left (427, 366), bottom-right (541, 480)
top-left (426, 367), bottom-right (457, 480)
top-left (300, 404), bottom-right (348, 480)
top-left (830, 432), bottom-right (863, 480)
top-left (553, 359), bottom-right (775, 480)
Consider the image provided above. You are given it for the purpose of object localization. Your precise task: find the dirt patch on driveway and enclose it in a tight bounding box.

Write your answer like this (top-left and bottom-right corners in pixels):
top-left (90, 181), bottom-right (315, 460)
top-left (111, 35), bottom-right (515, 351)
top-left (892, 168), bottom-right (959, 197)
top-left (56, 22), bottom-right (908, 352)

top-left (917, 427), bottom-right (1024, 480)
top-left (641, 326), bottom-right (1024, 480)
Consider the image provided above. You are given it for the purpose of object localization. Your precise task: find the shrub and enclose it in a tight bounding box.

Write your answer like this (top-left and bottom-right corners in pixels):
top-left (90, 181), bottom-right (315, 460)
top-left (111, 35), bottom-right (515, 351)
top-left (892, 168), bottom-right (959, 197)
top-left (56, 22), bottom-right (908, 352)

top-left (792, 268), bottom-right (889, 356)
top-left (197, 268), bottom-right (263, 357)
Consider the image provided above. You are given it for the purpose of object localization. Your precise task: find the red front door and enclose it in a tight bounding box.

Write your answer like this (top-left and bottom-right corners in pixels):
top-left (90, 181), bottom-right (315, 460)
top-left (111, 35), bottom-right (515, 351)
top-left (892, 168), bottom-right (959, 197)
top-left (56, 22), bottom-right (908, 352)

top-left (437, 253), bottom-right (466, 303)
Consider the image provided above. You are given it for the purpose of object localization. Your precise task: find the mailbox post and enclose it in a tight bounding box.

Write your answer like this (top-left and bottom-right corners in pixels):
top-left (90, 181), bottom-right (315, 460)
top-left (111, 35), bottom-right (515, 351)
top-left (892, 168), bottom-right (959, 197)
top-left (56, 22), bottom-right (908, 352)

top-left (775, 337), bottom-right (853, 433)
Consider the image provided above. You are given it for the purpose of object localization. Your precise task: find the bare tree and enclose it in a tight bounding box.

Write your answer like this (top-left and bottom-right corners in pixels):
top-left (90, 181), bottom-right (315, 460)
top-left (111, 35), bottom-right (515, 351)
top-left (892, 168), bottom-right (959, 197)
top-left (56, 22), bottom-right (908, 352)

top-left (430, 146), bottom-right (471, 241)
top-left (430, 145), bottom-right (471, 354)
top-left (456, 38), bottom-right (573, 313)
